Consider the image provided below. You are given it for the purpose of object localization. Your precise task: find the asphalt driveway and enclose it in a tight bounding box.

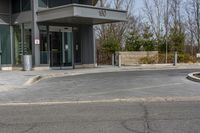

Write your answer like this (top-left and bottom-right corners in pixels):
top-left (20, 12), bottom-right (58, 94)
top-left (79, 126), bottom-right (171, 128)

top-left (0, 69), bottom-right (199, 103)
top-left (1, 101), bottom-right (200, 133)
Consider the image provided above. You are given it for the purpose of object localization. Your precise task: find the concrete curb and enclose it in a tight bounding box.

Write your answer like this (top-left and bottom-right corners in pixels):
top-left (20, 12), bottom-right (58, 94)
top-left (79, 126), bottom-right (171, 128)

top-left (187, 72), bottom-right (200, 83)
top-left (30, 67), bottom-right (200, 84)
top-left (21, 65), bottom-right (200, 86)
top-left (24, 75), bottom-right (43, 86)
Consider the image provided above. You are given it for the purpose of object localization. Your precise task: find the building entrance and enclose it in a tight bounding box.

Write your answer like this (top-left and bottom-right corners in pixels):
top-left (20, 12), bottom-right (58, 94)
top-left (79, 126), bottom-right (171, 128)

top-left (49, 26), bottom-right (73, 68)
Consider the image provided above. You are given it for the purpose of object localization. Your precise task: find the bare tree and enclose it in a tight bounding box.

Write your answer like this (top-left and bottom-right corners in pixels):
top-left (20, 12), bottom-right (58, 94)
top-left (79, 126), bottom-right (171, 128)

top-left (143, 0), bottom-right (165, 39)
top-left (184, 0), bottom-right (200, 54)
top-left (163, 0), bottom-right (170, 63)
top-left (193, 0), bottom-right (200, 52)
top-left (185, 1), bottom-right (195, 55)
top-left (143, 0), bottom-right (171, 62)
top-left (95, 0), bottom-right (135, 48)
top-left (170, 0), bottom-right (183, 30)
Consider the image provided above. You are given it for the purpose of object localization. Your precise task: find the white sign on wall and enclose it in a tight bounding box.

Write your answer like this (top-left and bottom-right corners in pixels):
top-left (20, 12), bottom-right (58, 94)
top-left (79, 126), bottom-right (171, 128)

top-left (197, 53), bottom-right (200, 58)
top-left (35, 39), bottom-right (40, 45)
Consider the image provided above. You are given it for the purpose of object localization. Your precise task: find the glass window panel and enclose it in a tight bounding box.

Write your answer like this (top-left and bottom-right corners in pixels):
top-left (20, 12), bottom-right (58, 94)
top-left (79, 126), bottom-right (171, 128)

top-left (64, 32), bottom-right (72, 66)
top-left (79, 0), bottom-right (93, 5)
top-left (12, 0), bottom-right (21, 13)
top-left (22, 0), bottom-right (31, 11)
top-left (13, 25), bottom-right (22, 65)
top-left (39, 26), bottom-right (49, 64)
top-left (23, 23), bottom-right (32, 55)
top-left (48, 0), bottom-right (72, 7)
top-left (0, 25), bottom-right (11, 65)
top-left (38, 0), bottom-right (48, 7)
top-left (72, 0), bottom-right (79, 4)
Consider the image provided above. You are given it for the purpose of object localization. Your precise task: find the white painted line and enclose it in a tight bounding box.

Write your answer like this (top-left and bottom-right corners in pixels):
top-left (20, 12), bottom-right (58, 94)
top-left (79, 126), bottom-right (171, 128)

top-left (1, 96), bottom-right (200, 106)
top-left (133, 83), bottom-right (184, 90)
top-left (87, 83), bottom-right (185, 96)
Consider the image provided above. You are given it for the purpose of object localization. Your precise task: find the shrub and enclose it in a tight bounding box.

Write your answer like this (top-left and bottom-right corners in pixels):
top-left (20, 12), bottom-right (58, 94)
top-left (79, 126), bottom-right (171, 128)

top-left (158, 53), bottom-right (199, 63)
top-left (139, 55), bottom-right (158, 64)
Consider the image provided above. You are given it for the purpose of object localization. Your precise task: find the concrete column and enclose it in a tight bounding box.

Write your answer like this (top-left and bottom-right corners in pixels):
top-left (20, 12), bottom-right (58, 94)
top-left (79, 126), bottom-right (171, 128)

top-left (31, 0), bottom-right (40, 67)
top-left (93, 26), bottom-right (97, 67)
top-left (72, 28), bottom-right (75, 69)
top-left (81, 25), bottom-right (95, 65)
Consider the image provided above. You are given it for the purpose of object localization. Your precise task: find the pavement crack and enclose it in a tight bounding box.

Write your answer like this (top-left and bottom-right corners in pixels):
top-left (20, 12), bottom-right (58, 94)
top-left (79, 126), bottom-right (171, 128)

top-left (140, 103), bottom-right (154, 133)
top-left (121, 118), bottom-right (143, 133)
top-left (20, 124), bottom-right (37, 133)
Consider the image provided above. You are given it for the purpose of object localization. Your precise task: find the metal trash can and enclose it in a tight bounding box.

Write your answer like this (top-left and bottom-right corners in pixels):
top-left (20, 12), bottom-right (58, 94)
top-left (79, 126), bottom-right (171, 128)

top-left (23, 55), bottom-right (32, 71)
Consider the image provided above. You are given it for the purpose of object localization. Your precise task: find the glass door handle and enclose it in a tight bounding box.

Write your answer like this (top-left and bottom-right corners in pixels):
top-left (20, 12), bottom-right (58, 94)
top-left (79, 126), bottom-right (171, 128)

top-left (76, 45), bottom-right (79, 50)
top-left (65, 44), bottom-right (69, 50)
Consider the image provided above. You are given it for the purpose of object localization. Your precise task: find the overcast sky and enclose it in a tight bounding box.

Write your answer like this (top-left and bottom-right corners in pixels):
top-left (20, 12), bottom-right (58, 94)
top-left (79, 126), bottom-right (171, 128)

top-left (134, 0), bottom-right (144, 15)
top-left (135, 0), bottom-right (144, 8)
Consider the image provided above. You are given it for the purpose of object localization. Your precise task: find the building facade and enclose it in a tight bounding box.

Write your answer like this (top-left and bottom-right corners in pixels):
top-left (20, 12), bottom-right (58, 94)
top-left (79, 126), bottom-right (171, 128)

top-left (0, 0), bottom-right (127, 70)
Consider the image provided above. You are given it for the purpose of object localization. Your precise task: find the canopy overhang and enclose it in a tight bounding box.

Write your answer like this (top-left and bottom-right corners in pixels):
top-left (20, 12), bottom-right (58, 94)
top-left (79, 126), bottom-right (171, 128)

top-left (37, 4), bottom-right (127, 25)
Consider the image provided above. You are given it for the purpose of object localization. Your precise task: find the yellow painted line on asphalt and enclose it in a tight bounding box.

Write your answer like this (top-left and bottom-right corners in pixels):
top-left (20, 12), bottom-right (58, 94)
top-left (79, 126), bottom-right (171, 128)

top-left (1, 96), bottom-right (200, 106)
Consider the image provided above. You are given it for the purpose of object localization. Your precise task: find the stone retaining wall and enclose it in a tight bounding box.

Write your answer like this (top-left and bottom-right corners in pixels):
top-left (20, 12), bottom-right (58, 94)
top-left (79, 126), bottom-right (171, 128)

top-left (115, 51), bottom-right (158, 66)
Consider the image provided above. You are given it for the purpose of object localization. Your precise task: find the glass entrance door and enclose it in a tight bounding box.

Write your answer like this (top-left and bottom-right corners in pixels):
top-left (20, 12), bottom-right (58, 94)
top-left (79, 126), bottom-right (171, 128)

top-left (50, 31), bottom-right (62, 67)
top-left (49, 26), bottom-right (72, 68)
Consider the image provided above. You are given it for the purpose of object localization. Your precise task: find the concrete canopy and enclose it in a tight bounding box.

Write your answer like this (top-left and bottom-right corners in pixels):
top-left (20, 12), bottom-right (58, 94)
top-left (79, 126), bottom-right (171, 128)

top-left (37, 4), bottom-right (127, 25)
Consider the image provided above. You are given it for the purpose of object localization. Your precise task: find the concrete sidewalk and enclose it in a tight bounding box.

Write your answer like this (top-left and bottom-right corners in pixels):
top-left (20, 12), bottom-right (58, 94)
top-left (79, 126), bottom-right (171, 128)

top-left (0, 63), bottom-right (199, 92)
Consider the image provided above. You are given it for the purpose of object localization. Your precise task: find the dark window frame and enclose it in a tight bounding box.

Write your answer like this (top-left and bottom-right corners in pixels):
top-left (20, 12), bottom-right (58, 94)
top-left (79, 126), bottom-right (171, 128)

top-left (22, 0), bottom-right (31, 11)
top-left (12, 0), bottom-right (21, 13)
top-left (12, 0), bottom-right (31, 13)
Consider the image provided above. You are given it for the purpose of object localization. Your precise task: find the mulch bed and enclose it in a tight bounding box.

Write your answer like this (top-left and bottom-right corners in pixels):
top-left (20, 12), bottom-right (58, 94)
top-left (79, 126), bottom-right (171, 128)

top-left (194, 73), bottom-right (200, 78)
